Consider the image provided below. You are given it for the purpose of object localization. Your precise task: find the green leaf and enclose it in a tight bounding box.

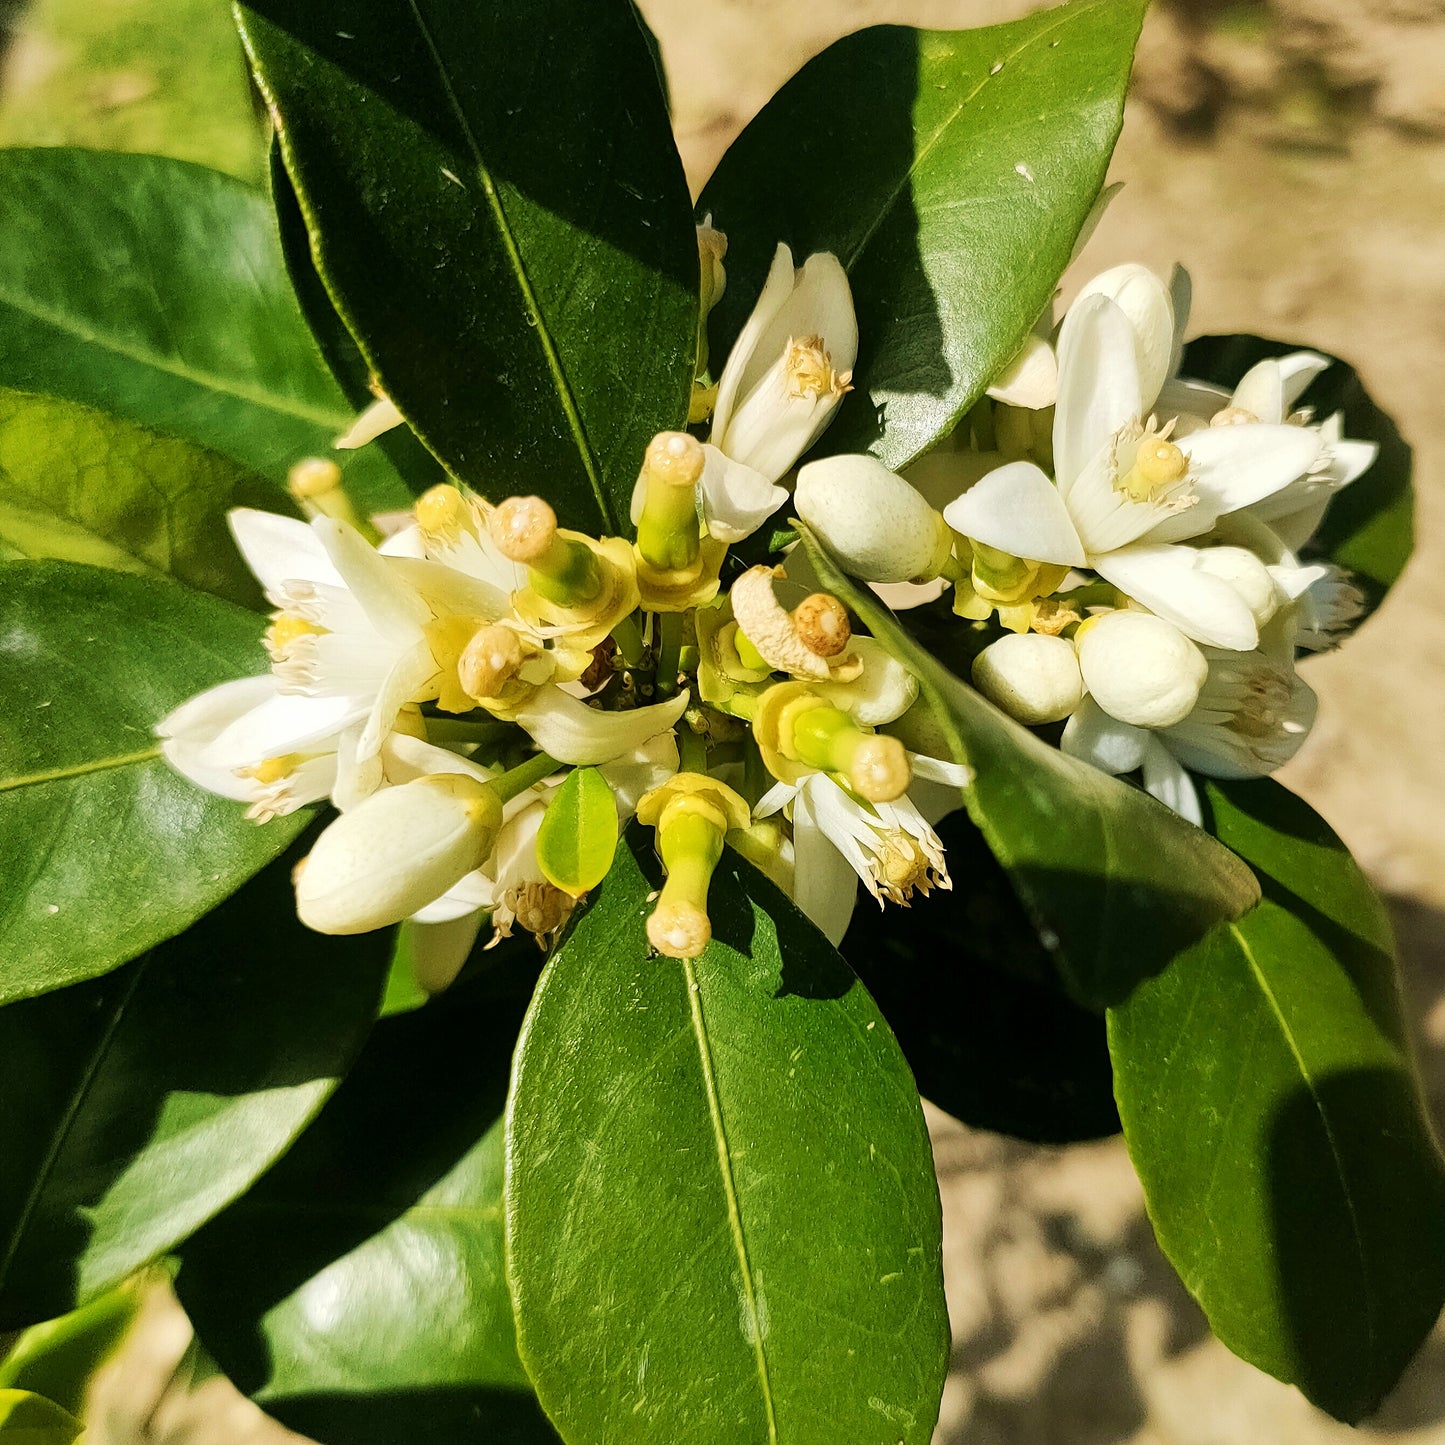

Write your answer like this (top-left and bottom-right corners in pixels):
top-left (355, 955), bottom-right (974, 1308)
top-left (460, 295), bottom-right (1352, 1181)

top-left (506, 834), bottom-right (949, 1444)
top-left (0, 562), bottom-right (307, 1003)
top-left (1108, 778), bottom-right (1445, 1423)
top-left (1181, 334), bottom-right (1413, 622)
top-left (239, 0), bottom-right (699, 531)
top-left (178, 973), bottom-right (559, 1445)
top-left (268, 143), bottom-right (447, 501)
top-left (0, 148), bottom-right (407, 515)
top-left (798, 525), bottom-right (1260, 1008)
top-left (0, 388), bottom-right (281, 609)
top-left (700, 0), bottom-right (1145, 470)
top-left (842, 810), bottom-right (1118, 1143)
top-left (0, 851), bottom-right (388, 1328)
top-left (535, 767), bottom-right (618, 898)
top-left (0, 1390), bottom-right (80, 1443)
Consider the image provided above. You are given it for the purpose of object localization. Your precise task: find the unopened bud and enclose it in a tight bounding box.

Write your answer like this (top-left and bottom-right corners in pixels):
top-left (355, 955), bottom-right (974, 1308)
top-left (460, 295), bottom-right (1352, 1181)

top-left (1077, 611), bottom-right (1207, 729)
top-left (972, 633), bottom-right (1083, 725)
top-left (1194, 546), bottom-right (1279, 628)
top-left (1073, 264), bottom-right (1174, 405)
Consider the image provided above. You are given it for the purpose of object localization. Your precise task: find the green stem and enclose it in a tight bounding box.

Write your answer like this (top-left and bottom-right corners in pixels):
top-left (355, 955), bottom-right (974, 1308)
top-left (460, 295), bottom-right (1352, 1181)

top-left (656, 611), bottom-right (685, 700)
top-left (613, 612), bottom-right (646, 668)
top-left (679, 722), bottom-right (707, 773)
top-left (493, 751), bottom-right (561, 803)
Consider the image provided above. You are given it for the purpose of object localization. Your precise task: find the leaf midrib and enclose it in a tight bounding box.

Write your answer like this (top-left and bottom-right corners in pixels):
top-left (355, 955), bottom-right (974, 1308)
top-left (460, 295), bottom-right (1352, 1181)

top-left (0, 285), bottom-right (352, 432)
top-left (841, 0), bottom-right (1097, 274)
top-left (0, 747), bottom-right (162, 795)
top-left (401, 0), bottom-right (614, 531)
top-left (684, 958), bottom-right (778, 1442)
top-left (1232, 920), bottom-right (1377, 1367)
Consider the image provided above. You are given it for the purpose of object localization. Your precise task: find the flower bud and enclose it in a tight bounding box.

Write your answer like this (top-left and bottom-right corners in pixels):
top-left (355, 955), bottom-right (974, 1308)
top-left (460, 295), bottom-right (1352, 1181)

top-left (1193, 546), bottom-right (1280, 628)
top-left (795, 455), bottom-right (952, 583)
top-left (1078, 611), bottom-right (1207, 729)
top-left (296, 773), bottom-right (503, 935)
top-left (972, 633), bottom-right (1083, 725)
top-left (1073, 263), bottom-right (1175, 405)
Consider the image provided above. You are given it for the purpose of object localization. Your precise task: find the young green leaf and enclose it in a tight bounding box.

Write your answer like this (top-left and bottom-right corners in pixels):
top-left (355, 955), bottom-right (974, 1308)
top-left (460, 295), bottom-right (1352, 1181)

top-left (535, 767), bottom-right (618, 899)
top-left (0, 388), bottom-right (282, 610)
top-left (0, 850), bottom-right (389, 1328)
top-left (700, 0), bottom-right (1146, 471)
top-left (0, 148), bottom-right (407, 514)
top-left (505, 834), bottom-right (949, 1445)
top-left (0, 1390), bottom-right (81, 1443)
top-left (238, 0), bottom-right (699, 532)
top-left (178, 974), bottom-right (560, 1445)
top-left (0, 563), bottom-right (307, 1003)
top-left (1181, 334), bottom-right (1413, 625)
top-left (1109, 778), bottom-right (1445, 1423)
top-left (798, 525), bottom-right (1260, 1010)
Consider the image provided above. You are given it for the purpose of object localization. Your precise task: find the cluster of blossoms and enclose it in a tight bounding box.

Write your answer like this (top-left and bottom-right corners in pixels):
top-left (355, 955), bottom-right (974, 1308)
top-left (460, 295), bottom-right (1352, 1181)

top-left (157, 227), bottom-right (1375, 980)
top-left (157, 231), bottom-right (967, 983)
top-left (798, 262), bottom-right (1377, 825)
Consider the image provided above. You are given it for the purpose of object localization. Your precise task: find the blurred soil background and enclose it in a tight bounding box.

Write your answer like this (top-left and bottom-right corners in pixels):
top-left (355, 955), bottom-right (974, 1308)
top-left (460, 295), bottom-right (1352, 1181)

top-left (4, 0), bottom-right (1444, 1440)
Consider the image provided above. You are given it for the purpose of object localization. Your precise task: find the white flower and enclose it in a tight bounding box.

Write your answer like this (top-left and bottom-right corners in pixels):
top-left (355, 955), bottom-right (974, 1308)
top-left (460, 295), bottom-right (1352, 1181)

top-left (971, 633), bottom-right (1083, 725)
top-left (755, 763), bottom-right (966, 946)
top-left (696, 243), bottom-right (857, 542)
top-left (943, 280), bottom-right (1322, 650)
top-left (795, 453), bottom-right (952, 583)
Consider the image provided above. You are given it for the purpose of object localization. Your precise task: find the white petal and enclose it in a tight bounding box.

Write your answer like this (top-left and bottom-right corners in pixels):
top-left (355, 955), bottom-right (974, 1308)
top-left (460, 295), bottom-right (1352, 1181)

top-left (1166, 264), bottom-right (1192, 380)
top-left (752, 779), bottom-right (797, 820)
top-left (792, 778), bottom-right (861, 947)
top-left (721, 359), bottom-right (836, 481)
top-left (1074, 264), bottom-right (1176, 408)
top-left (1278, 351), bottom-right (1332, 412)
top-left (156, 673), bottom-right (278, 746)
top-left (1329, 436), bottom-right (1379, 488)
top-left (355, 638), bottom-right (442, 761)
top-left (699, 444), bottom-right (787, 543)
top-left (710, 242), bottom-right (795, 444)
top-left (387, 555), bottom-right (511, 621)
top-left (903, 447), bottom-right (1006, 510)
top-left (1229, 358), bottom-right (1285, 424)
top-left (1175, 423), bottom-right (1322, 518)
top-left (296, 774), bottom-right (499, 934)
top-left (228, 508), bottom-right (343, 595)
top-left (1060, 695), bottom-right (1148, 774)
top-left (1054, 294), bottom-right (1144, 491)
top-left (199, 690), bottom-right (366, 768)
top-left (942, 461), bottom-right (1085, 567)
top-left (1140, 738), bottom-right (1203, 826)
top-left (598, 733), bottom-right (681, 819)
top-left (378, 524), bottom-right (427, 559)
top-left (510, 686), bottom-right (689, 766)
top-left (1093, 545), bottom-right (1260, 651)
top-left (311, 516), bottom-right (431, 642)
top-left (404, 912), bottom-right (486, 993)
top-left (815, 638), bottom-right (918, 726)
top-left (870, 577), bottom-right (949, 610)
top-left (908, 753), bottom-right (973, 789)
top-left (985, 332), bottom-right (1058, 409)
top-left (334, 396), bottom-right (404, 450)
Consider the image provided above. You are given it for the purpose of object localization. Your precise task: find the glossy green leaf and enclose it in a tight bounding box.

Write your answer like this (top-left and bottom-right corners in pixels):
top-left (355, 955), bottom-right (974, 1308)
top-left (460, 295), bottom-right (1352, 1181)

top-left (0, 851), bottom-right (388, 1328)
top-left (0, 388), bottom-right (280, 609)
top-left (0, 562), bottom-right (307, 1003)
top-left (178, 972), bottom-right (558, 1445)
top-left (268, 143), bottom-right (447, 501)
top-left (239, 0), bottom-right (699, 531)
top-left (700, 0), bottom-right (1145, 470)
top-left (1181, 334), bottom-right (1413, 621)
top-left (1109, 779), bottom-right (1445, 1423)
top-left (799, 526), bottom-right (1260, 1008)
top-left (535, 767), bottom-right (618, 898)
top-left (0, 1279), bottom-right (145, 1414)
top-left (506, 834), bottom-right (949, 1445)
top-left (0, 1390), bottom-right (80, 1443)
top-left (0, 148), bottom-right (407, 514)
top-left (842, 810), bottom-right (1118, 1143)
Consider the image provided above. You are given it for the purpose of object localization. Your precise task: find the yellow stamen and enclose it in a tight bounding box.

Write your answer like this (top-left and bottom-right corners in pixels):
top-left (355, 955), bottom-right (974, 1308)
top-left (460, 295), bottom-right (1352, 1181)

top-left (785, 334), bottom-right (853, 401)
top-left (415, 484), bottom-right (478, 544)
top-left (1119, 437), bottom-right (1189, 502)
top-left (264, 613), bottom-right (325, 658)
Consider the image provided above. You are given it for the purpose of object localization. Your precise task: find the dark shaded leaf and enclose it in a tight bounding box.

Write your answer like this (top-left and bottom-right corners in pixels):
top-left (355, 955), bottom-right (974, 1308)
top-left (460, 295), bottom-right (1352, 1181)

top-left (1109, 778), bottom-right (1445, 1423)
top-left (178, 971), bottom-right (558, 1445)
top-left (0, 849), bottom-right (389, 1327)
top-left (701, 1), bottom-right (1145, 469)
top-left (239, 0), bottom-right (698, 530)
top-left (506, 834), bottom-right (949, 1444)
